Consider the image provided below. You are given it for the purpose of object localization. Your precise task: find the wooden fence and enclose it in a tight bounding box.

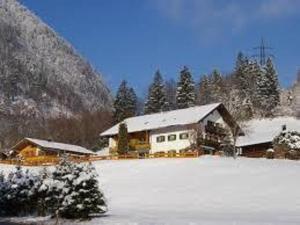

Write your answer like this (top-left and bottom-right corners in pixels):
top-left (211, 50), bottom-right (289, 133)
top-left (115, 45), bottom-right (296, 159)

top-left (0, 151), bottom-right (200, 166)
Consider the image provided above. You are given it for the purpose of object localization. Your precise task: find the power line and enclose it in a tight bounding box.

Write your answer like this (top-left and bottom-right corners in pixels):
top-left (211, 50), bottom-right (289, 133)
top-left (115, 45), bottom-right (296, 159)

top-left (252, 38), bottom-right (274, 66)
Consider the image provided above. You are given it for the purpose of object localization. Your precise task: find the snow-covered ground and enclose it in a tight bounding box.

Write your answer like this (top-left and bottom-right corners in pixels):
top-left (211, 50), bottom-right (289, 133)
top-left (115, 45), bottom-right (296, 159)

top-left (2, 156), bottom-right (300, 225)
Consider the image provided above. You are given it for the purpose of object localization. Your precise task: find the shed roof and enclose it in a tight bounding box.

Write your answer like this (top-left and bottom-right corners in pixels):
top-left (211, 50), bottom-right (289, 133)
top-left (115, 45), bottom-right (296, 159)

top-left (236, 117), bottom-right (300, 147)
top-left (101, 103), bottom-right (229, 136)
top-left (12, 138), bottom-right (95, 155)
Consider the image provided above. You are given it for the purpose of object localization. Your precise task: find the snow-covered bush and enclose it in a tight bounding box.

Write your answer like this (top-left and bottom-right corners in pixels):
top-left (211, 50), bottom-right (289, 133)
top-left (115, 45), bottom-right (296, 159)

top-left (3, 165), bottom-right (39, 216)
top-left (273, 131), bottom-right (300, 151)
top-left (273, 131), bottom-right (300, 159)
top-left (0, 158), bottom-right (107, 219)
top-left (0, 172), bottom-right (9, 216)
top-left (265, 148), bottom-right (274, 159)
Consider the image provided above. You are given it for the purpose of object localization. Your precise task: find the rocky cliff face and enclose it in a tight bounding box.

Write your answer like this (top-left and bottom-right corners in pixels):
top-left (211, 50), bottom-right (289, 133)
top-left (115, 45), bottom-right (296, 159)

top-left (0, 0), bottom-right (112, 119)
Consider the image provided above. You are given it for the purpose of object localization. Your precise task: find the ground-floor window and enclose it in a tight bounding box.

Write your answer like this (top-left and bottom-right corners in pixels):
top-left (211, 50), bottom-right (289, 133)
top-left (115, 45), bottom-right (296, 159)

top-left (168, 134), bottom-right (177, 141)
top-left (179, 132), bottom-right (189, 140)
top-left (156, 136), bottom-right (165, 143)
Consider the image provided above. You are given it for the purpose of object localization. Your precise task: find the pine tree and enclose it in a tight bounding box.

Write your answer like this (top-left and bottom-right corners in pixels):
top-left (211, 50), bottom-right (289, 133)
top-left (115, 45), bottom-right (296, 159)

top-left (45, 157), bottom-right (74, 215)
top-left (128, 87), bottom-right (138, 117)
top-left (165, 78), bottom-right (177, 110)
top-left (198, 75), bottom-right (211, 105)
top-left (0, 172), bottom-right (8, 216)
top-left (264, 57), bottom-right (280, 110)
top-left (114, 80), bottom-right (137, 123)
top-left (144, 70), bottom-right (168, 114)
top-left (176, 66), bottom-right (196, 109)
top-left (5, 165), bottom-right (38, 216)
top-left (254, 58), bottom-right (279, 117)
top-left (117, 123), bottom-right (129, 155)
top-left (59, 163), bottom-right (107, 219)
top-left (234, 52), bottom-right (250, 98)
top-left (210, 69), bottom-right (224, 103)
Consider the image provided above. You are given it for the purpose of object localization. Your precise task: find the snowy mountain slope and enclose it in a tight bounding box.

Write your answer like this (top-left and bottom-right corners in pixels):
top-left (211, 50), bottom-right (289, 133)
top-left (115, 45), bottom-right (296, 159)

top-left (4, 157), bottom-right (300, 225)
top-left (0, 0), bottom-right (112, 118)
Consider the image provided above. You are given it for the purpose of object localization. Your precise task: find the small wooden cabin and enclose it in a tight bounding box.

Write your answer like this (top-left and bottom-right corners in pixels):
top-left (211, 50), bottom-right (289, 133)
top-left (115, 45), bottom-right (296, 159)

top-left (11, 138), bottom-right (95, 164)
top-left (236, 117), bottom-right (300, 158)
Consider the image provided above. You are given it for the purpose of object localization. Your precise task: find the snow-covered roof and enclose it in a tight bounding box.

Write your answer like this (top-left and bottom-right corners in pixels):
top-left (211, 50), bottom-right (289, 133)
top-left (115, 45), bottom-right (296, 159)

top-left (236, 117), bottom-right (300, 147)
top-left (12, 138), bottom-right (96, 155)
top-left (101, 103), bottom-right (222, 136)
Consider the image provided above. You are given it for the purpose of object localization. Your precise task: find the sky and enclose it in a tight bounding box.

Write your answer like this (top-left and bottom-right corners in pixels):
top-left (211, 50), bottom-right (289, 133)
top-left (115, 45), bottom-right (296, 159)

top-left (20, 0), bottom-right (300, 96)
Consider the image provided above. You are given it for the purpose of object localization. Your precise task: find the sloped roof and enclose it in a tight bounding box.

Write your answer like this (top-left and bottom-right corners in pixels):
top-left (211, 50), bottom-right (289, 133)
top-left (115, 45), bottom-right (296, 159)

top-left (101, 103), bottom-right (222, 136)
top-left (12, 138), bottom-right (95, 155)
top-left (236, 117), bottom-right (300, 147)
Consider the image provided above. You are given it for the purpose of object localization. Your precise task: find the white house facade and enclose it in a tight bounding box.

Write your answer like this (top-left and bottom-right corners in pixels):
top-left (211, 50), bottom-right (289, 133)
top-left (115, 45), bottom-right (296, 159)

top-left (100, 103), bottom-right (238, 154)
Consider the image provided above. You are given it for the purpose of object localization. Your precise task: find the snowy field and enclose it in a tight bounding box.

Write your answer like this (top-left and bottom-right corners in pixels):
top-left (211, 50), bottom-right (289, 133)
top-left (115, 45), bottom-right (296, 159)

top-left (2, 156), bottom-right (300, 225)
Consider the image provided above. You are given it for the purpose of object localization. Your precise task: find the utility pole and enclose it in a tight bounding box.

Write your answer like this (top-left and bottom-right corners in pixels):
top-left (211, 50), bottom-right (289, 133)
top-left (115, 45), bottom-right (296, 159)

top-left (253, 38), bottom-right (274, 66)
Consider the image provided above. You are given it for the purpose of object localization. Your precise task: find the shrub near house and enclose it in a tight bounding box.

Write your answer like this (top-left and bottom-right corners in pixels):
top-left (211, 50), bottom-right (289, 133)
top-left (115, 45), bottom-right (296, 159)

top-left (273, 131), bottom-right (300, 159)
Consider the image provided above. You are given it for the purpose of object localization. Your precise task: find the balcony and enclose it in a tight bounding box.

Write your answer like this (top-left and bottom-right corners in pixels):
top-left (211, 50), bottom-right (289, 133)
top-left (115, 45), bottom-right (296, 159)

top-left (205, 122), bottom-right (227, 136)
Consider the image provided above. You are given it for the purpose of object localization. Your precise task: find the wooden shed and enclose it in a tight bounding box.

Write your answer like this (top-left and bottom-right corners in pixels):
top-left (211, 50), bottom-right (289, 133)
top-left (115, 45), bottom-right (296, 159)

top-left (11, 138), bottom-right (95, 164)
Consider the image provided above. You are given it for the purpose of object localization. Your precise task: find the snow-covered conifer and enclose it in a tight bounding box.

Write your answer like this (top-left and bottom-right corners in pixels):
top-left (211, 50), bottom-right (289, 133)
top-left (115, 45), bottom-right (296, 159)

top-left (117, 123), bottom-right (129, 155)
top-left (176, 66), bottom-right (196, 109)
top-left (144, 70), bottom-right (168, 114)
top-left (198, 75), bottom-right (211, 105)
top-left (5, 165), bottom-right (38, 216)
top-left (59, 163), bottom-right (107, 219)
top-left (114, 80), bottom-right (137, 123)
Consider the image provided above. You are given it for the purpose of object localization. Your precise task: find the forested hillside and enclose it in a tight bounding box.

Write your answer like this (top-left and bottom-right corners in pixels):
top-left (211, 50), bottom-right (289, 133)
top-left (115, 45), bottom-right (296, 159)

top-left (0, 0), bottom-right (113, 147)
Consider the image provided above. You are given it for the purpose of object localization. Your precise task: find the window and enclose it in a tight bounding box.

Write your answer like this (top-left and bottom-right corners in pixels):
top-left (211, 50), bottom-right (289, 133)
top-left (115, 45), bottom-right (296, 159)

top-left (168, 134), bottom-right (177, 141)
top-left (156, 136), bottom-right (165, 143)
top-left (179, 133), bottom-right (189, 140)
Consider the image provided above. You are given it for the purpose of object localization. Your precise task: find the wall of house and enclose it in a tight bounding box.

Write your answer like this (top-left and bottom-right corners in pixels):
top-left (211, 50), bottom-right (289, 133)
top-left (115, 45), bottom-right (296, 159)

top-left (109, 137), bottom-right (117, 152)
top-left (241, 143), bottom-right (272, 158)
top-left (150, 126), bottom-right (195, 153)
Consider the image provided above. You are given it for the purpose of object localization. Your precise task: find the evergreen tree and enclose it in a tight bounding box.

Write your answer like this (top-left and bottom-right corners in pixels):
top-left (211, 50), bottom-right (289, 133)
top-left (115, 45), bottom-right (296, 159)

top-left (210, 69), bottom-right (224, 102)
top-left (176, 66), bottom-right (196, 109)
top-left (264, 57), bottom-right (280, 109)
top-left (0, 172), bottom-right (8, 216)
top-left (128, 87), bottom-right (138, 117)
top-left (234, 52), bottom-right (250, 98)
top-left (144, 70), bottom-right (168, 114)
top-left (59, 163), bottom-right (107, 219)
top-left (198, 75), bottom-right (212, 105)
top-left (117, 123), bottom-right (129, 155)
top-left (5, 165), bottom-right (38, 216)
top-left (165, 78), bottom-right (177, 110)
top-left (45, 157), bottom-right (74, 215)
top-left (254, 58), bottom-right (279, 117)
top-left (114, 80), bottom-right (137, 123)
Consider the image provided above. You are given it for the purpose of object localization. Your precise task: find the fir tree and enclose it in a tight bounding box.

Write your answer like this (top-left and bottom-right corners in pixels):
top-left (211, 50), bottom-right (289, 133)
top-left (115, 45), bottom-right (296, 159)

top-left (117, 123), bottom-right (129, 155)
top-left (234, 52), bottom-right (250, 98)
top-left (176, 66), bottom-right (196, 109)
top-left (210, 69), bottom-right (224, 103)
top-left (114, 80), bottom-right (137, 123)
top-left (264, 57), bottom-right (280, 110)
top-left (144, 70), bottom-right (168, 114)
top-left (5, 165), bottom-right (38, 216)
top-left (254, 58), bottom-right (279, 117)
top-left (198, 75), bottom-right (211, 105)
top-left (59, 163), bottom-right (107, 219)
top-left (0, 172), bottom-right (8, 216)
top-left (165, 78), bottom-right (177, 110)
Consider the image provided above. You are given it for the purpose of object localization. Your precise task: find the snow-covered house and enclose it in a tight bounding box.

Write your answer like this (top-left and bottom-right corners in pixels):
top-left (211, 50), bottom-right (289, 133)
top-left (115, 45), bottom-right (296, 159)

top-left (236, 117), bottom-right (300, 157)
top-left (11, 138), bottom-right (95, 160)
top-left (100, 103), bottom-right (239, 154)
